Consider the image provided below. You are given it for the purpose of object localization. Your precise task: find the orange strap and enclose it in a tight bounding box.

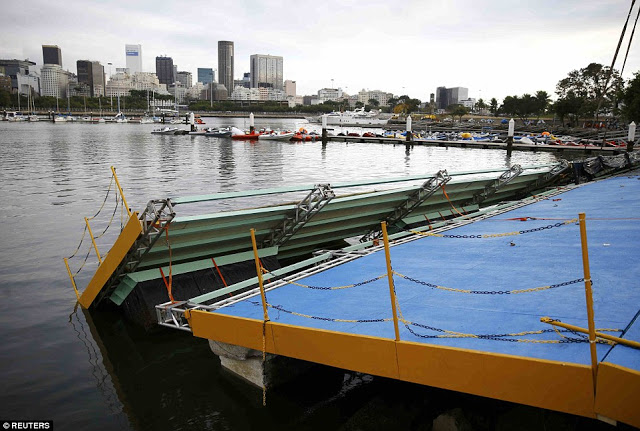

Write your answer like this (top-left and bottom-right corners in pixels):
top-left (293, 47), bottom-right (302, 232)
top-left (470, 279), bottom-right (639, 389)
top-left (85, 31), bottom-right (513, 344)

top-left (159, 226), bottom-right (175, 302)
top-left (211, 258), bottom-right (228, 287)
top-left (440, 184), bottom-right (464, 217)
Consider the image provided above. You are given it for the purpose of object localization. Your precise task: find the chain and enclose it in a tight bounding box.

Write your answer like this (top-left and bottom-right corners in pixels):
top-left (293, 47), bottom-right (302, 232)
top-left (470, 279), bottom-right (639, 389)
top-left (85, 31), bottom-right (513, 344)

top-left (409, 218), bottom-right (578, 239)
top-left (284, 274), bottom-right (387, 291)
top-left (394, 271), bottom-right (584, 295)
top-left (95, 192), bottom-right (120, 239)
top-left (86, 174), bottom-right (115, 221)
top-left (249, 301), bottom-right (392, 324)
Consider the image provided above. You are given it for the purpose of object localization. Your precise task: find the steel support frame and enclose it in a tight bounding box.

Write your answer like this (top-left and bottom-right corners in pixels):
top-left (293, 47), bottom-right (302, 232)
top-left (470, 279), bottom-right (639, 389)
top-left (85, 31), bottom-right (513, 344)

top-left (471, 164), bottom-right (523, 205)
top-left (360, 170), bottom-right (452, 242)
top-left (94, 199), bottom-right (176, 306)
top-left (261, 184), bottom-right (335, 248)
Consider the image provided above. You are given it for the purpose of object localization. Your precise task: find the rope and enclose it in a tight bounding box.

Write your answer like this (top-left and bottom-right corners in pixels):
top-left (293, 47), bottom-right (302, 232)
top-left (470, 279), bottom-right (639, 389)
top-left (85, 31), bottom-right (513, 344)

top-left (393, 271), bottom-right (584, 295)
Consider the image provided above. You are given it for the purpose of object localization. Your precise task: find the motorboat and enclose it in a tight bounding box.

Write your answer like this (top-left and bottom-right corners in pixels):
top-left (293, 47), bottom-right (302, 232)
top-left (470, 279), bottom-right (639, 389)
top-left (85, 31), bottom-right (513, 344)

top-left (324, 108), bottom-right (388, 126)
top-left (205, 128), bottom-right (232, 138)
top-left (114, 112), bottom-right (128, 123)
top-left (230, 126), bottom-right (261, 140)
top-left (54, 115), bottom-right (67, 123)
top-left (151, 126), bottom-right (180, 135)
top-left (258, 131), bottom-right (295, 141)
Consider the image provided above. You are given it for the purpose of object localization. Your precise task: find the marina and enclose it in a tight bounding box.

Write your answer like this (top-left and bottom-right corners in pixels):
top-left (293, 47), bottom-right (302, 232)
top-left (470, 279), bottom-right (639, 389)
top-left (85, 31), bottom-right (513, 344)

top-left (55, 111), bottom-right (640, 428)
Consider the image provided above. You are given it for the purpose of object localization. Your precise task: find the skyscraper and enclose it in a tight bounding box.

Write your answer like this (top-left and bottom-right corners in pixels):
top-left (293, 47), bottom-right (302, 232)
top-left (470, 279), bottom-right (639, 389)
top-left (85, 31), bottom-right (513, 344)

top-left (77, 60), bottom-right (105, 97)
top-left (42, 45), bottom-right (62, 66)
top-left (155, 56), bottom-right (174, 86)
top-left (197, 68), bottom-right (214, 85)
top-left (436, 86), bottom-right (469, 110)
top-left (176, 71), bottom-right (192, 88)
top-left (125, 44), bottom-right (142, 75)
top-left (218, 41), bottom-right (234, 96)
top-left (250, 54), bottom-right (283, 90)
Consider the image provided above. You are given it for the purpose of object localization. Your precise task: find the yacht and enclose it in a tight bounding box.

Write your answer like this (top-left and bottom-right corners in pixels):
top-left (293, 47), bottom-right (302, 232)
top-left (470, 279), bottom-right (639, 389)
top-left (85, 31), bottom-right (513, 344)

top-left (324, 108), bottom-right (388, 126)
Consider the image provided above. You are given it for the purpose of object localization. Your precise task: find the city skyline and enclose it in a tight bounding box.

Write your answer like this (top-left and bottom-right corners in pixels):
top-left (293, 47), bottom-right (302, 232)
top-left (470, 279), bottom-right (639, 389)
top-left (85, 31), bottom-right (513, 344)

top-left (2, 0), bottom-right (639, 102)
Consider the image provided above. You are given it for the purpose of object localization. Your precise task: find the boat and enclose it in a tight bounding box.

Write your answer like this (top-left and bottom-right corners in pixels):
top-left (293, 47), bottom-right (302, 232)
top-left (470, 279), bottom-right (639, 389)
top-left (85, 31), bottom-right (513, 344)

top-left (205, 128), bottom-right (232, 138)
top-left (324, 108), bottom-right (388, 126)
top-left (54, 115), bottom-right (67, 123)
top-left (114, 112), bottom-right (128, 123)
top-left (258, 131), bottom-right (295, 141)
top-left (151, 127), bottom-right (180, 135)
top-left (140, 116), bottom-right (155, 124)
top-left (188, 127), bottom-right (209, 136)
top-left (230, 126), bottom-right (261, 140)
top-left (28, 115), bottom-right (39, 122)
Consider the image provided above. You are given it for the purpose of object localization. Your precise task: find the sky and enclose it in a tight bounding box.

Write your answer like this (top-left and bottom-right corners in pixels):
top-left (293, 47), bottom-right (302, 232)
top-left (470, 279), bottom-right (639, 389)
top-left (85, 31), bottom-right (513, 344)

top-left (2, 0), bottom-right (639, 102)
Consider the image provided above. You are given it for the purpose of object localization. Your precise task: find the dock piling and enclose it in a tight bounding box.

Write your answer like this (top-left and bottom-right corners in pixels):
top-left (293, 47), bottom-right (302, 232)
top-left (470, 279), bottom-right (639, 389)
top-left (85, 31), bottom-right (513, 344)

top-left (249, 112), bottom-right (255, 134)
top-left (321, 114), bottom-right (328, 144)
top-left (406, 115), bottom-right (413, 142)
top-left (506, 118), bottom-right (515, 155)
top-left (627, 121), bottom-right (636, 152)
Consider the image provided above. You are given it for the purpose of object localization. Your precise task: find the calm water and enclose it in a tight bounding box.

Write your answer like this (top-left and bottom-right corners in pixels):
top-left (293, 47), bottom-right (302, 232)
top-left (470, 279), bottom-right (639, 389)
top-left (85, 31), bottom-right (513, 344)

top-left (1, 118), bottom-right (588, 430)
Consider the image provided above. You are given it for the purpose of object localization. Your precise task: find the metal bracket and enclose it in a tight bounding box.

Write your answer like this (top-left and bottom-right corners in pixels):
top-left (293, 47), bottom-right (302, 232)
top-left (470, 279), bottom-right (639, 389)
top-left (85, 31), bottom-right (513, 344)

top-left (94, 198), bottom-right (176, 307)
top-left (471, 165), bottom-right (523, 205)
top-left (360, 170), bottom-right (452, 242)
top-left (261, 184), bottom-right (335, 248)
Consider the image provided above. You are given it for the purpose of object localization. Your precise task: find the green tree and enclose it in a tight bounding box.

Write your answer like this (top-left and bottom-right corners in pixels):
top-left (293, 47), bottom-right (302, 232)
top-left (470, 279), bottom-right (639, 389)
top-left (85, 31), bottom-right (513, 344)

top-left (490, 98), bottom-right (498, 116)
top-left (534, 90), bottom-right (550, 118)
top-left (476, 98), bottom-right (486, 113)
top-left (446, 104), bottom-right (468, 122)
top-left (622, 71), bottom-right (640, 123)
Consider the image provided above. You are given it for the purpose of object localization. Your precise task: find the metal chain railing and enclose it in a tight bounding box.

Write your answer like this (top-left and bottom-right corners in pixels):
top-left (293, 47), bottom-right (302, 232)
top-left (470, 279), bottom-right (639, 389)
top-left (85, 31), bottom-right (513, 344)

top-left (408, 218), bottom-right (578, 239)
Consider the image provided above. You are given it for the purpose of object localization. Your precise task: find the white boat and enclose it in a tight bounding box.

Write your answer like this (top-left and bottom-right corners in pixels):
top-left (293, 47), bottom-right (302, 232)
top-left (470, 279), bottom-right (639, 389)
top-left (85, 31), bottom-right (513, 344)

top-left (54, 115), bottom-right (67, 123)
top-left (151, 126), bottom-right (180, 135)
top-left (140, 116), bottom-right (155, 124)
top-left (324, 108), bottom-right (388, 126)
top-left (114, 112), bottom-right (128, 123)
top-left (205, 128), bottom-right (232, 138)
top-left (258, 131), bottom-right (295, 141)
top-left (28, 115), bottom-right (39, 122)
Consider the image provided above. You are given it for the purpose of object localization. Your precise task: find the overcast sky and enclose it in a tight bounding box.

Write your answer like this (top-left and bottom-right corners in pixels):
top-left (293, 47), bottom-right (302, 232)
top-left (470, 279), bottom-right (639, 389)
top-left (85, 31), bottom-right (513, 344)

top-left (2, 0), bottom-right (639, 102)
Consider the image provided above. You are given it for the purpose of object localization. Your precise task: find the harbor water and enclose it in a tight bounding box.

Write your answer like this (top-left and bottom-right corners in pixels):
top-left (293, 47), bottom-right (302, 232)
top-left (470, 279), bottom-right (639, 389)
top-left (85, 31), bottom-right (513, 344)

top-left (0, 118), bottom-right (612, 430)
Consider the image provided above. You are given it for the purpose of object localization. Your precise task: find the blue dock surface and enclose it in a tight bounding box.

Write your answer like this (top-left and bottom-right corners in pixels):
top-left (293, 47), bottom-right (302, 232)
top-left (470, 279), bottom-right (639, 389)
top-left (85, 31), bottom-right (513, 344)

top-left (216, 174), bottom-right (640, 372)
top-left (184, 173), bottom-right (640, 426)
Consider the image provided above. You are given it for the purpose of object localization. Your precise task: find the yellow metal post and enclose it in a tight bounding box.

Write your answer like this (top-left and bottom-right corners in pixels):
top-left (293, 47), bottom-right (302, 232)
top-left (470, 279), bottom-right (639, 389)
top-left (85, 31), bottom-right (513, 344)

top-left (85, 217), bottom-right (102, 264)
top-left (381, 222), bottom-right (401, 342)
top-left (540, 317), bottom-right (640, 350)
top-left (111, 165), bottom-right (132, 218)
top-left (579, 212), bottom-right (598, 392)
top-left (250, 228), bottom-right (269, 322)
top-left (64, 257), bottom-right (80, 300)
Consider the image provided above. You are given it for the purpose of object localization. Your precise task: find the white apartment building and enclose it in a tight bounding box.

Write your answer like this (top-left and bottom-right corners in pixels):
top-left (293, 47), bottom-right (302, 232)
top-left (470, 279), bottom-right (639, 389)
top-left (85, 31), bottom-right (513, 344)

top-left (41, 64), bottom-right (70, 98)
top-left (125, 44), bottom-right (142, 75)
top-left (318, 87), bottom-right (343, 103)
top-left (357, 89), bottom-right (393, 106)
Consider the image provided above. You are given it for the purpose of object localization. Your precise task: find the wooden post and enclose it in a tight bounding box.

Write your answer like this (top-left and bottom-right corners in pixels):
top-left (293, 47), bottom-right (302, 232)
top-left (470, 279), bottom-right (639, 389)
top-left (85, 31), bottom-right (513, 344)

top-left (579, 212), bottom-right (598, 393)
top-left (381, 222), bottom-right (401, 341)
top-left (405, 115), bottom-right (413, 142)
top-left (627, 121), bottom-right (636, 152)
top-left (321, 114), bottom-right (328, 144)
top-left (250, 228), bottom-right (269, 322)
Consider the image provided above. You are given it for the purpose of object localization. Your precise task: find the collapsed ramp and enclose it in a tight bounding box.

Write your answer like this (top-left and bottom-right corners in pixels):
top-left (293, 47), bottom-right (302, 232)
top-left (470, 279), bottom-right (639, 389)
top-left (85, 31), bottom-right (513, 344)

top-left (163, 171), bottom-right (640, 428)
top-left (66, 153), bottom-right (638, 328)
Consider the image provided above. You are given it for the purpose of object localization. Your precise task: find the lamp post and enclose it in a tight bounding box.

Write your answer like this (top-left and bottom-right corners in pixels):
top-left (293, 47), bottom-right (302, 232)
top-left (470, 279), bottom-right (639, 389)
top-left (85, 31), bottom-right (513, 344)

top-left (108, 62), bottom-right (113, 111)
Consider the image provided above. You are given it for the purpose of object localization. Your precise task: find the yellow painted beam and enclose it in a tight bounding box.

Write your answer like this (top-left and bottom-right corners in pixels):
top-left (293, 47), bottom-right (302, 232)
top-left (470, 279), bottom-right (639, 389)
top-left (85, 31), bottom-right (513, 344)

top-left (595, 363), bottom-right (640, 428)
top-left (188, 310), bottom-right (399, 379)
top-left (79, 213), bottom-right (142, 309)
top-left (396, 340), bottom-right (595, 418)
top-left (188, 310), bottom-right (606, 418)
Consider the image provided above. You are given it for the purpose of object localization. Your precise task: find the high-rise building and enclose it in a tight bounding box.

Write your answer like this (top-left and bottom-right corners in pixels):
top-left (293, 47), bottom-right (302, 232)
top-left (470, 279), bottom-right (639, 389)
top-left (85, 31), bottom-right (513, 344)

top-left (218, 41), bottom-right (234, 96)
top-left (77, 60), bottom-right (105, 97)
top-left (42, 45), bottom-right (62, 66)
top-left (197, 68), bottom-right (214, 85)
top-left (436, 86), bottom-right (468, 110)
top-left (155, 56), bottom-right (174, 86)
top-left (176, 71), bottom-right (192, 88)
top-left (0, 59), bottom-right (36, 93)
top-left (41, 64), bottom-right (70, 98)
top-left (125, 44), bottom-right (142, 75)
top-left (284, 80), bottom-right (296, 97)
top-left (249, 54), bottom-right (283, 90)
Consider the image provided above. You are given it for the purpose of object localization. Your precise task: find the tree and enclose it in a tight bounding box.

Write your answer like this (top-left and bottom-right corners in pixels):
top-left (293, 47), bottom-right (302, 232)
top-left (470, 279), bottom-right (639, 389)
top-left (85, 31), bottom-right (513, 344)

top-left (622, 71), bottom-right (640, 123)
top-left (534, 90), bottom-right (550, 118)
top-left (476, 98), bottom-right (486, 113)
top-left (447, 104), bottom-right (468, 122)
top-left (555, 62), bottom-right (623, 121)
top-left (367, 98), bottom-right (380, 108)
top-left (490, 98), bottom-right (498, 116)
top-left (355, 101), bottom-right (364, 109)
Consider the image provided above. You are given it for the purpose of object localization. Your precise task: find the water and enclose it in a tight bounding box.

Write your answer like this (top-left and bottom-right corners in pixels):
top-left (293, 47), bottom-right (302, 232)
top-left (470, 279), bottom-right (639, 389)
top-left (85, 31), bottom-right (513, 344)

top-left (1, 118), bottom-right (599, 430)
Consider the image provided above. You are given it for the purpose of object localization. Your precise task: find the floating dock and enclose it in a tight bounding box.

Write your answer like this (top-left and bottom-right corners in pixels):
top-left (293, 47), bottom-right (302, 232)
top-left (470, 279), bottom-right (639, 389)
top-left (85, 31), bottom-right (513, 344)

top-left (67, 152), bottom-right (640, 428)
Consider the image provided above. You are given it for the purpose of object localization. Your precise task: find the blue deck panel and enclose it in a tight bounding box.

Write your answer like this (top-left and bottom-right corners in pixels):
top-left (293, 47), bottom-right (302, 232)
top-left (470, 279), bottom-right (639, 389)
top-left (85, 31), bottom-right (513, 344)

top-left (215, 175), bottom-right (640, 370)
top-left (603, 312), bottom-right (640, 371)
